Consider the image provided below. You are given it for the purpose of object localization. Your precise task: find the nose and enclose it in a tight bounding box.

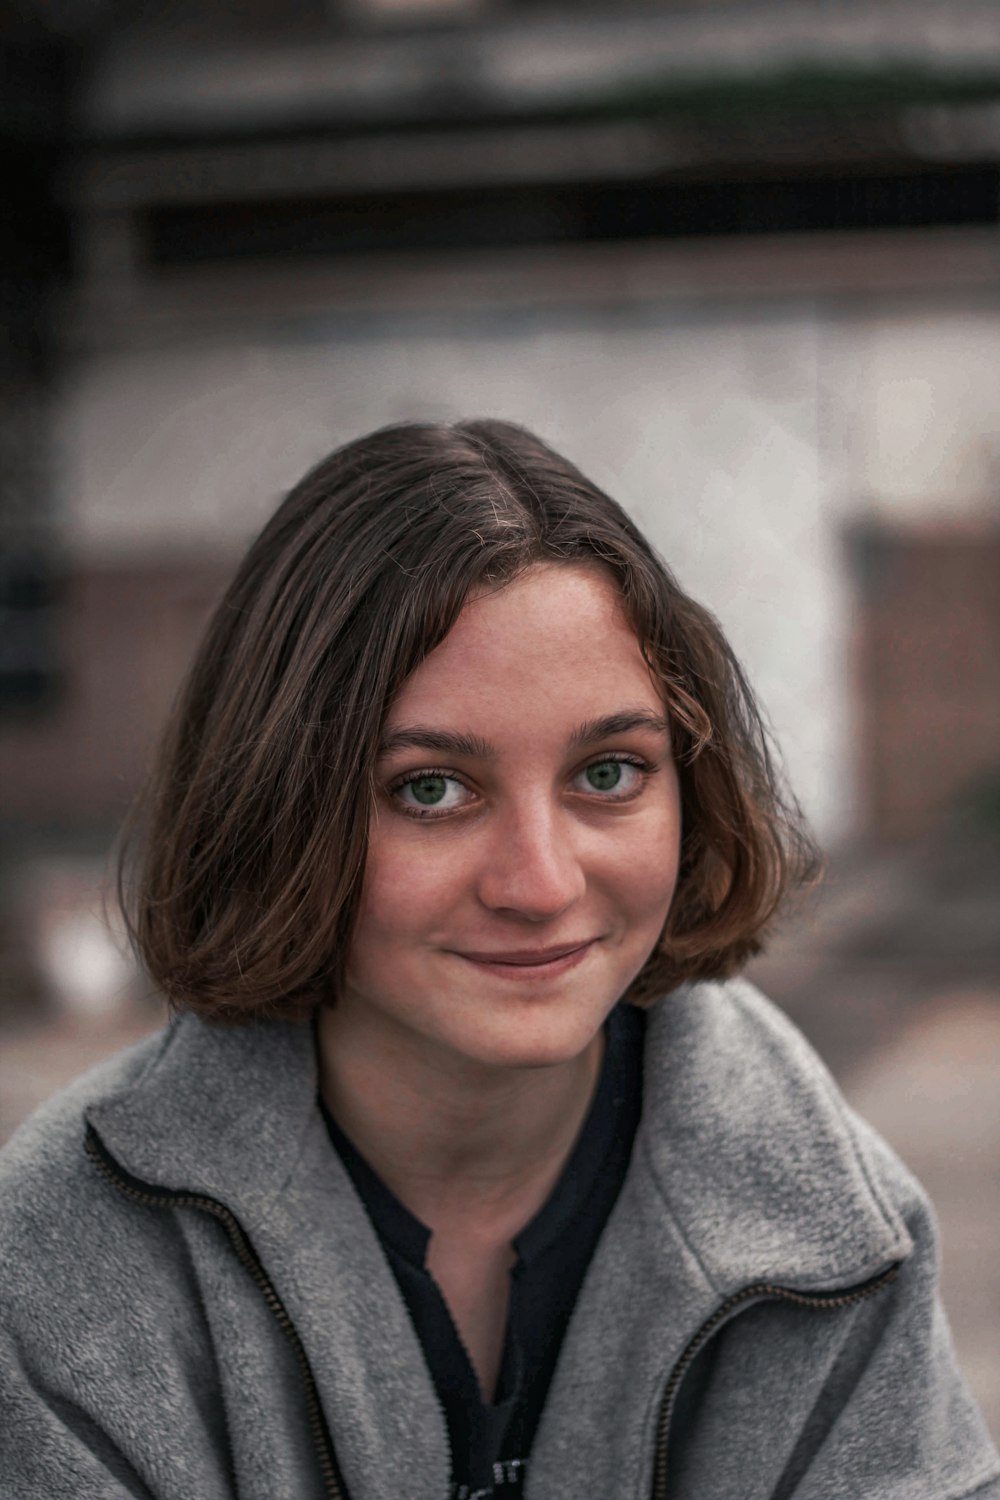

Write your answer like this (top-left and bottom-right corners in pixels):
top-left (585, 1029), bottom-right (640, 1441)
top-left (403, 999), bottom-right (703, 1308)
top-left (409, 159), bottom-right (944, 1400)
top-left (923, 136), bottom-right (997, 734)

top-left (476, 804), bottom-right (587, 923)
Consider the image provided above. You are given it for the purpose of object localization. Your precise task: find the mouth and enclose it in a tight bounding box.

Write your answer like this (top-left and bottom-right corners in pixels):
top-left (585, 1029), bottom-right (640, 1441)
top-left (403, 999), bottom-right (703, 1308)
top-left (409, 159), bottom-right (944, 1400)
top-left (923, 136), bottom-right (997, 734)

top-left (453, 940), bottom-right (597, 979)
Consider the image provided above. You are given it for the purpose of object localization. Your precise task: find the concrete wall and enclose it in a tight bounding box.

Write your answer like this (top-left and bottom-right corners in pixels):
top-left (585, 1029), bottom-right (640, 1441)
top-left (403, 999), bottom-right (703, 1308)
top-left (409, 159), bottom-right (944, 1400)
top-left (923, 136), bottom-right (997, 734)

top-left (834, 306), bottom-right (1000, 524)
top-left (45, 285), bottom-right (1000, 844)
top-left (58, 301), bottom-right (842, 833)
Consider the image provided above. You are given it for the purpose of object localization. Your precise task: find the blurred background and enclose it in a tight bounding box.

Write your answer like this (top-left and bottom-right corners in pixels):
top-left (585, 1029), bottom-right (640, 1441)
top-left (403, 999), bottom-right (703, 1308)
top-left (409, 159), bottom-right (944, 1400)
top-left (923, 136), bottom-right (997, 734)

top-left (1, 0), bottom-right (998, 1433)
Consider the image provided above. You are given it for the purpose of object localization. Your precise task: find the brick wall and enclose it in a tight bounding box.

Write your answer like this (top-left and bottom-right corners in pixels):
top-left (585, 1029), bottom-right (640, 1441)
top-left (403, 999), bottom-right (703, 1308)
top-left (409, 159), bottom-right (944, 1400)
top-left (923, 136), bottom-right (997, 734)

top-left (0, 560), bottom-right (230, 828)
top-left (850, 522), bottom-right (1000, 838)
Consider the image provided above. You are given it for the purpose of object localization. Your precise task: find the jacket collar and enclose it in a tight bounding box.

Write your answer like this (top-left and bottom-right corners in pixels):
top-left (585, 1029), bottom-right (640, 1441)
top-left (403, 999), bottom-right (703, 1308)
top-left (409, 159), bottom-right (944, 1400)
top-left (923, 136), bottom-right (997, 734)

top-left (87, 1014), bottom-right (452, 1500)
top-left (87, 976), bottom-right (911, 1298)
top-left (88, 1012), bottom-right (317, 1221)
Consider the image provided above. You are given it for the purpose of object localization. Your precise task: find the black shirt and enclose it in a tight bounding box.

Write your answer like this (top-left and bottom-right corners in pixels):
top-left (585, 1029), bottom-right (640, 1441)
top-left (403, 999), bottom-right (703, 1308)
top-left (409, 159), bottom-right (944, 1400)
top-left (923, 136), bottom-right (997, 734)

top-left (320, 1003), bottom-right (644, 1500)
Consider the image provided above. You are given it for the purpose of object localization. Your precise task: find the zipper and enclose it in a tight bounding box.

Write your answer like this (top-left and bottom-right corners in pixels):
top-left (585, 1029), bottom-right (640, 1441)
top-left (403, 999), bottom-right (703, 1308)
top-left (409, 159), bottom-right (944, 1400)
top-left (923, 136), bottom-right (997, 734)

top-left (84, 1125), bottom-right (349, 1500)
top-left (649, 1261), bottom-right (901, 1499)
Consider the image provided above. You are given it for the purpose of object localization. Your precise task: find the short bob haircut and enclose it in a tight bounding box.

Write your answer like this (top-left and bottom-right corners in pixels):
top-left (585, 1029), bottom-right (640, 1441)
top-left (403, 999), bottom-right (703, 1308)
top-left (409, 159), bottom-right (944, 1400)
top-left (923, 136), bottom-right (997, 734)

top-left (120, 419), bottom-right (818, 1022)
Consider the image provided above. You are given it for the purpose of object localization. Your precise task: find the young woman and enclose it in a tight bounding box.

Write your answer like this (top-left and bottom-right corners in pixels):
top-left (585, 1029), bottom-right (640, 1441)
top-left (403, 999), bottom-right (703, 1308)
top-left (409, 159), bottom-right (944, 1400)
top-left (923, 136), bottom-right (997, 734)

top-left (1, 420), bottom-right (997, 1500)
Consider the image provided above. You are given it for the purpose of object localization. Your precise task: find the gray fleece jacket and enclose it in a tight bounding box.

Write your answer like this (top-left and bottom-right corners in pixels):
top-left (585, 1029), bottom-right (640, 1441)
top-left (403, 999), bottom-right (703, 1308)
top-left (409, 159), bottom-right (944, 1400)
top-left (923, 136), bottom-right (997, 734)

top-left (1, 977), bottom-right (997, 1500)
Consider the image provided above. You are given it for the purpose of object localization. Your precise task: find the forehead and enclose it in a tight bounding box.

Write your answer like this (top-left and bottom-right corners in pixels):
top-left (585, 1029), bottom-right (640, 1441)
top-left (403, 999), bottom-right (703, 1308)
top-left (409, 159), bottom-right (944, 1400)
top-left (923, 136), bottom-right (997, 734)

top-left (387, 564), bottom-right (662, 729)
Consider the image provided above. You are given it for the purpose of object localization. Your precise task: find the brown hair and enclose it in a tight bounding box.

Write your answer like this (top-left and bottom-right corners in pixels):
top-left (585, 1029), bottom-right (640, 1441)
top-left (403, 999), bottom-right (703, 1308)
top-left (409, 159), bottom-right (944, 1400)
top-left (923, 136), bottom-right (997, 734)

top-left (119, 419), bottom-right (818, 1021)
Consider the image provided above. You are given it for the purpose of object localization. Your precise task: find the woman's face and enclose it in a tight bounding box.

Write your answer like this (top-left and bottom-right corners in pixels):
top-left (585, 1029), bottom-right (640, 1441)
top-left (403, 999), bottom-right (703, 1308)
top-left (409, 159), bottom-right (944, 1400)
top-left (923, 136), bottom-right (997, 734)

top-left (341, 562), bottom-right (682, 1075)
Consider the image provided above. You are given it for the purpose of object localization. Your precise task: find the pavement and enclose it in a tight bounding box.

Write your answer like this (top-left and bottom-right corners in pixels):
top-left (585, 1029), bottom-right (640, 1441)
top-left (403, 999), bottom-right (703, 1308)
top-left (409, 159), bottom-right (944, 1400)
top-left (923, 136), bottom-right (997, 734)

top-left (1, 832), bottom-right (998, 1440)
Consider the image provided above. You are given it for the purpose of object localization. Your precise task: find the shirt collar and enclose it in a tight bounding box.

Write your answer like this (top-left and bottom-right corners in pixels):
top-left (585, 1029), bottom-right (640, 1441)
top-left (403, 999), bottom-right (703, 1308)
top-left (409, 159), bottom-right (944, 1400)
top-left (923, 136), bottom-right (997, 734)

top-left (318, 1003), bottom-right (644, 1273)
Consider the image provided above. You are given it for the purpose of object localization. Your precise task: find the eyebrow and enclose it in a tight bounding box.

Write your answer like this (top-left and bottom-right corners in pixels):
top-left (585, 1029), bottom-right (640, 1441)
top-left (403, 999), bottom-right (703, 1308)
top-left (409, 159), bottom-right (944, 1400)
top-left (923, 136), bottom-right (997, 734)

top-left (378, 727), bottom-right (495, 760)
top-left (377, 710), bottom-right (671, 761)
top-left (569, 711), bottom-right (671, 748)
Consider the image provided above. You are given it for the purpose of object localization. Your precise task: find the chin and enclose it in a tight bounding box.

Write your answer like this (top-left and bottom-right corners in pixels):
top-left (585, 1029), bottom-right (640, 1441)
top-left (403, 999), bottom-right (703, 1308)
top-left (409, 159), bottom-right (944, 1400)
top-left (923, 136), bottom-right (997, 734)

top-left (436, 990), bottom-right (615, 1074)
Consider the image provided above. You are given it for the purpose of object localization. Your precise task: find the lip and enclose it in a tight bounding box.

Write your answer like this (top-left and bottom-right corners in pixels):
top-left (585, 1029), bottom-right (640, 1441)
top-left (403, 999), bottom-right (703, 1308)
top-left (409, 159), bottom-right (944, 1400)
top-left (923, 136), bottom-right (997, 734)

top-left (453, 939), bottom-right (597, 980)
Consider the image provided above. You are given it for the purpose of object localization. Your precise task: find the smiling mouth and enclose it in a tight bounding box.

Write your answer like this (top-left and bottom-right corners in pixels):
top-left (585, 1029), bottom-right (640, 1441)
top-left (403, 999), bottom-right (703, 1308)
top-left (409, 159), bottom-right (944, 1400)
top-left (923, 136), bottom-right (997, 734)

top-left (454, 940), bottom-right (597, 975)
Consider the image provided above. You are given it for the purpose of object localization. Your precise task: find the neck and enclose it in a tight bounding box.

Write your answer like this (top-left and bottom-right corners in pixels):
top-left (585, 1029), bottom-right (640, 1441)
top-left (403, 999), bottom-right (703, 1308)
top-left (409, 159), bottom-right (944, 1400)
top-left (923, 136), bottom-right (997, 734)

top-left (316, 1005), bottom-right (604, 1242)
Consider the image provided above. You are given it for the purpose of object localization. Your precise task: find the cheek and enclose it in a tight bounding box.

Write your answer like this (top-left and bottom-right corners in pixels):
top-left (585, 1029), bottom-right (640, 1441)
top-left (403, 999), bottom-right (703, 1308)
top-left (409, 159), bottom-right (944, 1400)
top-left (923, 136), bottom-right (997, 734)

top-left (351, 864), bottom-right (414, 953)
top-left (351, 827), bottom-right (470, 950)
top-left (618, 851), bottom-right (679, 927)
top-left (614, 780), bottom-right (683, 894)
top-left (610, 812), bottom-right (682, 930)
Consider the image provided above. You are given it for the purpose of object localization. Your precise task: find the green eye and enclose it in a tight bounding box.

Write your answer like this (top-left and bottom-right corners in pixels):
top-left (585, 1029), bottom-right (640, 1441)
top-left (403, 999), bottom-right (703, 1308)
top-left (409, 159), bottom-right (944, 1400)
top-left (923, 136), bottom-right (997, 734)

top-left (394, 772), bottom-right (472, 815)
top-left (408, 775), bottom-right (448, 806)
top-left (577, 758), bottom-right (648, 799)
top-left (585, 761), bottom-right (623, 792)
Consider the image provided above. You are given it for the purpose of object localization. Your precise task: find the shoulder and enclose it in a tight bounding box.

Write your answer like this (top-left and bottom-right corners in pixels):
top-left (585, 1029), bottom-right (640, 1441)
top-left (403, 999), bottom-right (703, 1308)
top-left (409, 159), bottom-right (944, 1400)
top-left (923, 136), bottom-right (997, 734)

top-left (640, 978), bottom-right (923, 1286)
top-left (640, 981), bottom-right (1000, 1495)
top-left (648, 973), bottom-right (849, 1086)
top-left (0, 1025), bottom-right (251, 1499)
top-left (731, 978), bottom-right (929, 1207)
top-left (0, 1023), bottom-right (171, 1210)
top-left (0, 1026), bottom-right (184, 1350)
top-left (646, 974), bottom-right (919, 1199)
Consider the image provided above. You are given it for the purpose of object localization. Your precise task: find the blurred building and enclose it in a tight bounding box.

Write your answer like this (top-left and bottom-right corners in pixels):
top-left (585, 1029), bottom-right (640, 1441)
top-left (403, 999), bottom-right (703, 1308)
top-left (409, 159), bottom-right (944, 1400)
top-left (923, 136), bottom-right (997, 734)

top-left (3, 0), bottom-right (1000, 855)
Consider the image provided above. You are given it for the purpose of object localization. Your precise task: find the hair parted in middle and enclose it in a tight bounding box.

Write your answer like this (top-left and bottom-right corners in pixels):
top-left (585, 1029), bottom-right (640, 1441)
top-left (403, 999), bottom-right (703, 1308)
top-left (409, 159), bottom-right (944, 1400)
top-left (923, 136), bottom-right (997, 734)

top-left (120, 418), bottom-right (819, 1022)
